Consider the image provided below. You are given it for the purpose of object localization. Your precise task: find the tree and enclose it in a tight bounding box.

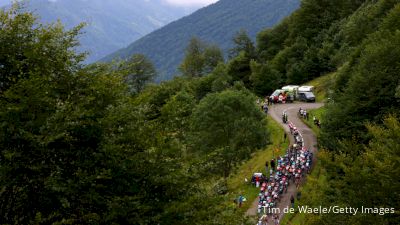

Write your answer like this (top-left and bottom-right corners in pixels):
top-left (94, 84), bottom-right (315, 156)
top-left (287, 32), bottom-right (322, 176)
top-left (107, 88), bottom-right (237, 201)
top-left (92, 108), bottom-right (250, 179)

top-left (229, 29), bottom-right (257, 59)
top-left (303, 116), bottom-right (400, 225)
top-left (190, 89), bottom-right (268, 177)
top-left (0, 5), bottom-right (179, 224)
top-left (161, 91), bottom-right (196, 142)
top-left (226, 51), bottom-right (253, 88)
top-left (320, 29), bottom-right (400, 152)
top-left (203, 44), bottom-right (224, 74)
top-left (118, 54), bottom-right (157, 95)
top-left (0, 3), bottom-right (85, 95)
top-left (250, 61), bottom-right (282, 96)
top-left (179, 37), bottom-right (206, 78)
top-left (256, 18), bottom-right (290, 61)
top-left (179, 37), bottom-right (224, 78)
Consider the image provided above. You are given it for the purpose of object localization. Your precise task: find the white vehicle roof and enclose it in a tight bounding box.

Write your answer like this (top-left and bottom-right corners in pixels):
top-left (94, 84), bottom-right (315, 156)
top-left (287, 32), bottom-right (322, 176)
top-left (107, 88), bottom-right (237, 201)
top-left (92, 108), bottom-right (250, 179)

top-left (298, 86), bottom-right (314, 92)
top-left (282, 85), bottom-right (300, 88)
top-left (271, 89), bottom-right (284, 96)
top-left (282, 85), bottom-right (300, 90)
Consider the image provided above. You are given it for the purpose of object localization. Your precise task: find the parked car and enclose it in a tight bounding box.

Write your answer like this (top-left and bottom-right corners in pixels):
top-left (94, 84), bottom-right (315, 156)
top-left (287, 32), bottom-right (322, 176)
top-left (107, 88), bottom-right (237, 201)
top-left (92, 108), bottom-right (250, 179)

top-left (270, 89), bottom-right (286, 103)
top-left (298, 91), bottom-right (316, 102)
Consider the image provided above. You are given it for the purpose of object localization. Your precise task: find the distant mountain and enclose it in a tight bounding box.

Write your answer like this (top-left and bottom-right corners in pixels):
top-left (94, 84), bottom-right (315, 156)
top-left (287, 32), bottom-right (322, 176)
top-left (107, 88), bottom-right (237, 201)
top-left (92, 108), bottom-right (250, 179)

top-left (9, 0), bottom-right (197, 63)
top-left (103, 0), bottom-right (300, 81)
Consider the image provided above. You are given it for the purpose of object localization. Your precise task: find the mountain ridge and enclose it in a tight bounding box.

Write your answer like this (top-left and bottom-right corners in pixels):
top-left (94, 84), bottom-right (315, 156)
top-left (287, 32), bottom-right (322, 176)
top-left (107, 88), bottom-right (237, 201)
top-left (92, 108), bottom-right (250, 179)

top-left (102, 0), bottom-right (300, 81)
top-left (6, 0), bottom-right (198, 63)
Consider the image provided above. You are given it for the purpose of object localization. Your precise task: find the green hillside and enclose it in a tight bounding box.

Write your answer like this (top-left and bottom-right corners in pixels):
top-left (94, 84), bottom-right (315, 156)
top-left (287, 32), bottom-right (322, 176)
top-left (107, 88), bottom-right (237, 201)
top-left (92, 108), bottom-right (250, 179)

top-left (248, 0), bottom-right (400, 224)
top-left (102, 0), bottom-right (300, 81)
top-left (1, 0), bottom-right (399, 224)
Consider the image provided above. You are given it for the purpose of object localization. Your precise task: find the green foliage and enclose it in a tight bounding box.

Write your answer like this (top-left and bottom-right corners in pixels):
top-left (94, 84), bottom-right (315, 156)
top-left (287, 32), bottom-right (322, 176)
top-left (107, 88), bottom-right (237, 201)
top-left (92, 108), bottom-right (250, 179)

top-left (103, 0), bottom-right (300, 80)
top-left (0, 6), bottom-right (210, 224)
top-left (249, 61), bottom-right (282, 96)
top-left (302, 116), bottom-right (400, 225)
top-left (0, 51), bottom-right (129, 224)
top-left (179, 37), bottom-right (224, 78)
top-left (0, 4), bottom-right (85, 94)
top-left (4, 0), bottom-right (400, 224)
top-left (0, 6), bottom-right (272, 223)
top-left (229, 29), bottom-right (257, 59)
top-left (179, 37), bottom-right (206, 78)
top-left (117, 54), bottom-right (157, 95)
top-left (227, 52), bottom-right (253, 88)
top-left (203, 44), bottom-right (225, 74)
top-left (321, 27), bottom-right (400, 152)
top-left (161, 90), bottom-right (196, 142)
top-left (190, 89), bottom-right (268, 177)
top-left (256, 18), bottom-right (290, 61)
top-left (249, 0), bottom-right (368, 93)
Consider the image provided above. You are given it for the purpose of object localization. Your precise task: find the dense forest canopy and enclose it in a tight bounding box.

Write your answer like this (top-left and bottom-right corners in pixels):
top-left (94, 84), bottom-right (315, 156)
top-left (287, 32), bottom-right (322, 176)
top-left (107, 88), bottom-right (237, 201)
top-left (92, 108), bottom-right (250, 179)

top-left (1, 0), bottom-right (400, 224)
top-left (0, 4), bottom-right (268, 224)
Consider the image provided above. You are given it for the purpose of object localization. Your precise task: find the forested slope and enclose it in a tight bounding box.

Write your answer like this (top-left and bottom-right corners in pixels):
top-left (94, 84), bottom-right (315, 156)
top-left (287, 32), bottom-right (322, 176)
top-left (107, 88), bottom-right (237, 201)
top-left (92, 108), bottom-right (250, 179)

top-left (1, 0), bottom-right (399, 224)
top-left (0, 5), bottom-right (268, 224)
top-left (248, 0), bottom-right (400, 224)
top-left (103, 0), bottom-right (300, 81)
top-left (7, 0), bottom-right (196, 63)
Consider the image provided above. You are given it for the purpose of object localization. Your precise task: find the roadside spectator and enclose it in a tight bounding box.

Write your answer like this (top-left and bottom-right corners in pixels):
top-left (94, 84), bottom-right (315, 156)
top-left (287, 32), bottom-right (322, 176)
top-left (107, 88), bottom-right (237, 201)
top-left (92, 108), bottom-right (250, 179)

top-left (270, 159), bottom-right (275, 172)
top-left (297, 191), bottom-right (301, 200)
top-left (273, 214), bottom-right (279, 225)
top-left (256, 175), bottom-right (260, 187)
top-left (290, 195), bottom-right (295, 208)
top-left (263, 103), bottom-right (269, 114)
top-left (238, 194), bottom-right (244, 207)
top-left (315, 119), bottom-right (321, 128)
top-left (265, 161), bottom-right (269, 175)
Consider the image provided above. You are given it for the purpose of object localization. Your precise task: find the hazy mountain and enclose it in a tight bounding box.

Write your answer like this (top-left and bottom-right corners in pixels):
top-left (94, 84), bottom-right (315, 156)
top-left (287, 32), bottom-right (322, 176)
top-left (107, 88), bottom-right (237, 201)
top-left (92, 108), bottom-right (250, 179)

top-left (7, 0), bottom-right (198, 63)
top-left (103, 0), bottom-right (300, 81)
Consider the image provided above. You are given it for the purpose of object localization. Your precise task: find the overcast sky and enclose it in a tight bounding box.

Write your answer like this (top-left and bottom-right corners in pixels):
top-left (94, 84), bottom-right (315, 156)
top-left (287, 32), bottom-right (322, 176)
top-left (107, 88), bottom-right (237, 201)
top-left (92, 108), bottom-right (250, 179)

top-left (0, 0), bottom-right (219, 7)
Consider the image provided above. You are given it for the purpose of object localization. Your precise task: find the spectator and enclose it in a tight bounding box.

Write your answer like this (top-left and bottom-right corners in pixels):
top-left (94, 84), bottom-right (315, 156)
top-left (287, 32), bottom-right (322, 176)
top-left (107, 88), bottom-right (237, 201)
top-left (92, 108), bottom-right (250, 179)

top-left (270, 159), bottom-right (275, 172)
top-left (256, 175), bottom-right (260, 187)
top-left (263, 103), bottom-right (269, 114)
top-left (278, 94), bottom-right (283, 103)
top-left (238, 194), bottom-right (244, 207)
top-left (290, 195), bottom-right (295, 208)
top-left (297, 191), bottom-right (301, 200)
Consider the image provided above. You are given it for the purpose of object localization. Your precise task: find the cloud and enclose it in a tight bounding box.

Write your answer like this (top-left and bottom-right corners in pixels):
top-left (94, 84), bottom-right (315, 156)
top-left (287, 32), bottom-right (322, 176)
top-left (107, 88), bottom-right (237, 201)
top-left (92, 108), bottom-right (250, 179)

top-left (163, 0), bottom-right (219, 7)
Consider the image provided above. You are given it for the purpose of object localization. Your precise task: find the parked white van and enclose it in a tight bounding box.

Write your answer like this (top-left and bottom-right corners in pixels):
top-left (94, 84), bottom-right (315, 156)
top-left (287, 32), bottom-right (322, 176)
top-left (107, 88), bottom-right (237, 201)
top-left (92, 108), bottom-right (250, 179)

top-left (298, 86), bottom-right (314, 92)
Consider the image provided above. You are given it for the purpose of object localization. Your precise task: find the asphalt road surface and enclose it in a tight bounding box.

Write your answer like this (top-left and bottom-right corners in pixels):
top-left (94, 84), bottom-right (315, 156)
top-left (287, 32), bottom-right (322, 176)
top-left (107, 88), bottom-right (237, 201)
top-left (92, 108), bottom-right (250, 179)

top-left (246, 102), bottom-right (324, 222)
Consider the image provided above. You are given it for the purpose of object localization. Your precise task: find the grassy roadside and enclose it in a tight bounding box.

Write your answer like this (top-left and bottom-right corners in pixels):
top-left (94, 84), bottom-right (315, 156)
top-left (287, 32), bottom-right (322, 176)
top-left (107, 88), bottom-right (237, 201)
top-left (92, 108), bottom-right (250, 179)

top-left (301, 107), bottom-right (326, 135)
top-left (305, 72), bottom-right (336, 103)
top-left (225, 116), bottom-right (289, 215)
